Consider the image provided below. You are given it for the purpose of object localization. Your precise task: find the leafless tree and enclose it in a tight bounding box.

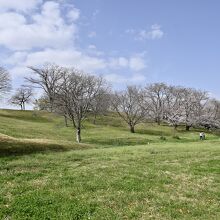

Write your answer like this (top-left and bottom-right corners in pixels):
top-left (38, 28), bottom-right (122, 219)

top-left (209, 99), bottom-right (220, 121)
top-left (26, 63), bottom-right (64, 112)
top-left (163, 86), bottom-right (184, 129)
top-left (90, 88), bottom-right (111, 124)
top-left (111, 86), bottom-right (147, 133)
top-left (57, 68), bottom-right (104, 142)
top-left (33, 94), bottom-right (51, 111)
top-left (10, 87), bottom-right (33, 110)
top-left (33, 93), bottom-right (70, 126)
top-left (53, 97), bottom-right (70, 127)
top-left (199, 99), bottom-right (220, 129)
top-left (144, 83), bottom-right (167, 125)
top-left (0, 67), bottom-right (11, 97)
top-left (181, 88), bottom-right (208, 130)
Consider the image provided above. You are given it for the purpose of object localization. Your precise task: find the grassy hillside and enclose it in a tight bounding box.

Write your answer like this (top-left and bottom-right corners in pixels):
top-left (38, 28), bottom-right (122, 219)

top-left (0, 109), bottom-right (219, 155)
top-left (0, 109), bottom-right (220, 219)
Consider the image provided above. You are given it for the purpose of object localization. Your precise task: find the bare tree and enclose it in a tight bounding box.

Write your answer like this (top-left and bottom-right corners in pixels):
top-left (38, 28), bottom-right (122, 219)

top-left (53, 97), bottom-right (70, 127)
top-left (33, 94), bottom-right (51, 111)
top-left (144, 83), bottom-right (167, 125)
top-left (111, 86), bottom-right (147, 133)
top-left (57, 68), bottom-right (104, 143)
top-left (0, 67), bottom-right (11, 97)
top-left (26, 63), bottom-right (63, 112)
top-left (199, 99), bottom-right (220, 129)
top-left (181, 88), bottom-right (208, 130)
top-left (163, 86), bottom-right (184, 129)
top-left (33, 94), bottom-right (70, 126)
top-left (90, 88), bottom-right (111, 124)
top-left (10, 87), bottom-right (33, 110)
top-left (209, 99), bottom-right (220, 121)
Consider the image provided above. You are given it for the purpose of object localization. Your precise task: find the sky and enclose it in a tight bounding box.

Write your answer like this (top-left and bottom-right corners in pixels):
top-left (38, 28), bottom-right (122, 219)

top-left (0, 0), bottom-right (220, 108)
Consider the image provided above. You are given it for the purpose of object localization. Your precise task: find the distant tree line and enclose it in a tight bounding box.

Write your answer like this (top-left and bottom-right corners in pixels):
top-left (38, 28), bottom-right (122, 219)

top-left (112, 83), bottom-right (220, 133)
top-left (0, 64), bottom-right (220, 143)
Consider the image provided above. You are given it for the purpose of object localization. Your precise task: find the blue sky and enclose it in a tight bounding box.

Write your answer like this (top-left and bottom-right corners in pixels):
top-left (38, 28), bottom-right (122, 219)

top-left (0, 0), bottom-right (220, 107)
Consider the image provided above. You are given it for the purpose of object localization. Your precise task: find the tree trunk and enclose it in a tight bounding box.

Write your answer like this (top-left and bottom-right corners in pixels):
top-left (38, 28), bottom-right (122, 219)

top-left (76, 127), bottom-right (81, 143)
top-left (49, 98), bottom-right (53, 112)
top-left (64, 115), bottom-right (68, 127)
top-left (155, 117), bottom-right (161, 125)
top-left (93, 114), bottom-right (97, 125)
top-left (130, 125), bottom-right (135, 133)
top-left (186, 125), bottom-right (190, 131)
top-left (174, 124), bottom-right (178, 130)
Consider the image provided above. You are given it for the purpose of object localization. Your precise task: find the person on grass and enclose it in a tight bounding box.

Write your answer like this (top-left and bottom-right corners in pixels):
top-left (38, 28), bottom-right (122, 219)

top-left (199, 132), bottom-right (205, 140)
top-left (200, 132), bottom-right (203, 140)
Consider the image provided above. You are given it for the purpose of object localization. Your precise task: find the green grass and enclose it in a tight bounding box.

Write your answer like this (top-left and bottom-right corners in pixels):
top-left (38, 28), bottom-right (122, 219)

top-left (0, 109), bottom-right (218, 152)
top-left (0, 109), bottom-right (220, 219)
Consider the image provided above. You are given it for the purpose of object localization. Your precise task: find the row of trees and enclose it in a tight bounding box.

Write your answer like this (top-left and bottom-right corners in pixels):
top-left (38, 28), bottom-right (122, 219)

top-left (1, 64), bottom-right (220, 142)
top-left (112, 84), bottom-right (220, 133)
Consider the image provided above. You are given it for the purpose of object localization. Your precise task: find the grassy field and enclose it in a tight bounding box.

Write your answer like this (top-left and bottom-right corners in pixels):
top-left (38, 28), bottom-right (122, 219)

top-left (0, 109), bottom-right (220, 219)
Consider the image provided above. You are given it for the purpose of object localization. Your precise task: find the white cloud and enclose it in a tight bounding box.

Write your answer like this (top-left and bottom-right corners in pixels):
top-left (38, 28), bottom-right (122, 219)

top-left (0, 1), bottom-right (77, 50)
top-left (0, 12), bottom-right (26, 28)
top-left (118, 57), bottom-right (129, 67)
top-left (87, 45), bottom-right (104, 56)
top-left (108, 57), bottom-right (128, 69)
top-left (67, 8), bottom-right (80, 22)
top-left (138, 24), bottom-right (164, 40)
top-left (6, 48), bottom-right (147, 78)
top-left (4, 51), bottom-right (28, 65)
top-left (0, 0), bottom-right (42, 12)
top-left (108, 55), bottom-right (146, 71)
top-left (1, 0), bottom-right (148, 93)
top-left (6, 48), bottom-right (107, 75)
top-left (126, 24), bottom-right (164, 40)
top-left (129, 56), bottom-right (146, 71)
top-left (105, 73), bottom-right (146, 85)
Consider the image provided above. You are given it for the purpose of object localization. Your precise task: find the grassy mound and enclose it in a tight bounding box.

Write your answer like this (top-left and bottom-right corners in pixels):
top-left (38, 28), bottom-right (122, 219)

top-left (0, 133), bottom-right (90, 156)
top-left (0, 109), bottom-right (218, 154)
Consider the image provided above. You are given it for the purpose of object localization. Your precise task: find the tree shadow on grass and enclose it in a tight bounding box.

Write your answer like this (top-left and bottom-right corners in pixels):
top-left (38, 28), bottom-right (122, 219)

top-left (0, 139), bottom-right (90, 157)
top-left (84, 137), bottom-right (154, 147)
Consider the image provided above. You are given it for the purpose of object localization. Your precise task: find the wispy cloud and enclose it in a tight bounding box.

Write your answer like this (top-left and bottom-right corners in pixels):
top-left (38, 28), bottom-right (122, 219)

top-left (139, 24), bottom-right (164, 40)
top-left (126, 24), bottom-right (164, 40)
top-left (105, 73), bottom-right (146, 85)
top-left (108, 54), bottom-right (146, 71)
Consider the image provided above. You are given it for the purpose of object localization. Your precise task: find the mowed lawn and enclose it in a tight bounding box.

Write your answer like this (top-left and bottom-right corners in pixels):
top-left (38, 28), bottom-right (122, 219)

top-left (1, 142), bottom-right (220, 219)
top-left (0, 109), bottom-right (220, 219)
